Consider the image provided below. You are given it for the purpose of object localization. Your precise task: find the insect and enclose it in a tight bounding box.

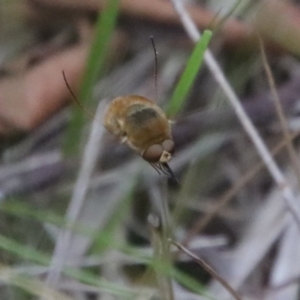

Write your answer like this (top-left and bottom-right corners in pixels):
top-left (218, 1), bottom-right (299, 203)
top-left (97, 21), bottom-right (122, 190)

top-left (103, 37), bottom-right (177, 182)
top-left (63, 37), bottom-right (177, 182)
top-left (103, 94), bottom-right (176, 181)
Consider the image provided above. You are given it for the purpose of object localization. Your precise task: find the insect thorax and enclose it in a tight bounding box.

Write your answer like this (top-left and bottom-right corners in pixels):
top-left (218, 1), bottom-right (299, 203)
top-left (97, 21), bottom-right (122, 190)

top-left (126, 105), bottom-right (159, 127)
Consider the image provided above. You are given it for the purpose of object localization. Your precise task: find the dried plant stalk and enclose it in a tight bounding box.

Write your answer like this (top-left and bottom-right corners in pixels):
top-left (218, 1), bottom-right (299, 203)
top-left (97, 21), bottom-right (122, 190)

top-left (171, 0), bottom-right (300, 229)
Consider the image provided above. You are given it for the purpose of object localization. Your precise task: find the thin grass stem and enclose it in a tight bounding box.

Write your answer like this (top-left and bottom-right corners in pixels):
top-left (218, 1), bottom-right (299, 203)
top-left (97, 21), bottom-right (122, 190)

top-left (171, 0), bottom-right (300, 229)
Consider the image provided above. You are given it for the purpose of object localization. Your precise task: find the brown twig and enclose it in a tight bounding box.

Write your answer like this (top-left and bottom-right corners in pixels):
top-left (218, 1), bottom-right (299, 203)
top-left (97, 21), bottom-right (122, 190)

top-left (259, 35), bottom-right (300, 188)
top-left (171, 240), bottom-right (243, 300)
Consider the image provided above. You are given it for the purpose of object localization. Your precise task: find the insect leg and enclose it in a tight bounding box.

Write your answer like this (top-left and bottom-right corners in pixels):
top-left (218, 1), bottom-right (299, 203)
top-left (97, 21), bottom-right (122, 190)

top-left (150, 163), bottom-right (162, 175)
top-left (161, 163), bottom-right (179, 184)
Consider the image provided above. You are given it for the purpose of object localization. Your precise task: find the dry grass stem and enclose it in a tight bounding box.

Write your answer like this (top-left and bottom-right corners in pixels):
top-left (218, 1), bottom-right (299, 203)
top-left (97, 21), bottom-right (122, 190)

top-left (184, 130), bottom-right (300, 244)
top-left (171, 0), bottom-right (300, 229)
top-left (46, 100), bottom-right (106, 287)
top-left (148, 214), bottom-right (175, 300)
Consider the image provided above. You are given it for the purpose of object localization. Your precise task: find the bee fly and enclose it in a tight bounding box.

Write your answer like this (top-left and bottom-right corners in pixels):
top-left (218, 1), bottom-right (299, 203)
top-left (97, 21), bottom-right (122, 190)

top-left (103, 94), bottom-right (177, 182)
top-left (63, 37), bottom-right (178, 183)
top-left (103, 36), bottom-right (177, 182)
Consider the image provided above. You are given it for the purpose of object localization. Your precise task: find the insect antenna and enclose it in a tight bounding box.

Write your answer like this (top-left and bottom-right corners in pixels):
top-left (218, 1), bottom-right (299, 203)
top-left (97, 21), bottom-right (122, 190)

top-left (150, 35), bottom-right (158, 104)
top-left (62, 70), bottom-right (96, 120)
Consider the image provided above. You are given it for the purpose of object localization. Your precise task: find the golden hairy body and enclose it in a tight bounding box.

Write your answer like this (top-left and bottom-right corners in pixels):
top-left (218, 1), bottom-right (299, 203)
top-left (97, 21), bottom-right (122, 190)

top-left (103, 95), bottom-right (176, 181)
top-left (104, 95), bottom-right (172, 155)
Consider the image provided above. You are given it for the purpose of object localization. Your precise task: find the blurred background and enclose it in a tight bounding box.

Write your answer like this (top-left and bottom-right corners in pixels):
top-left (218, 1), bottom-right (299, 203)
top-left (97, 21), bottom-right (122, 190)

top-left (1, 0), bottom-right (300, 299)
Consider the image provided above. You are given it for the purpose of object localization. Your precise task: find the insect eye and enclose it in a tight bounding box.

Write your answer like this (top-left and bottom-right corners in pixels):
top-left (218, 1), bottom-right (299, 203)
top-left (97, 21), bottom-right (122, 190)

top-left (143, 144), bottom-right (163, 162)
top-left (162, 139), bottom-right (175, 155)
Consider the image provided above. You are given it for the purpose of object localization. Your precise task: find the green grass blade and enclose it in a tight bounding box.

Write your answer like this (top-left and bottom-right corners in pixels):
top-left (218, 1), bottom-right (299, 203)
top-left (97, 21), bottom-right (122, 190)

top-left (0, 205), bottom-right (209, 299)
top-left (166, 30), bottom-right (212, 117)
top-left (0, 233), bottom-right (137, 299)
top-left (0, 233), bottom-right (49, 265)
top-left (63, 0), bottom-right (120, 155)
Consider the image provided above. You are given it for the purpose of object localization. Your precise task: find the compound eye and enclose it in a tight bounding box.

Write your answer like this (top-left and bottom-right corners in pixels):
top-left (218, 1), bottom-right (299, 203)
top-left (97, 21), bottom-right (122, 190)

top-left (143, 144), bottom-right (163, 163)
top-left (162, 139), bottom-right (175, 155)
